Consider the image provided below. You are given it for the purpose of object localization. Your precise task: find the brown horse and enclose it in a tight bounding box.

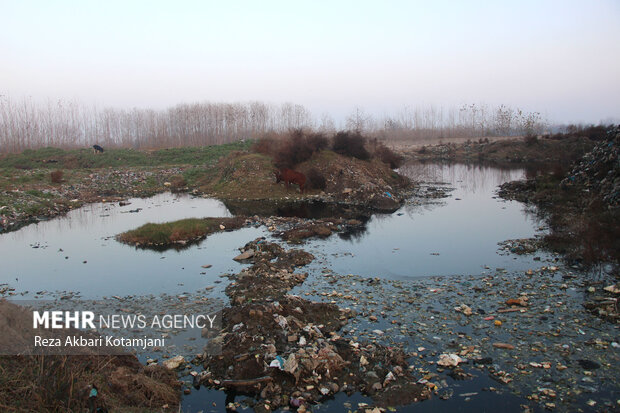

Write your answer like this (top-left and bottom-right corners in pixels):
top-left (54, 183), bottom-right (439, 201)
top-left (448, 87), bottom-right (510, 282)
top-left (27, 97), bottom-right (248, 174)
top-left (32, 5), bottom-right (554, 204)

top-left (275, 168), bottom-right (306, 193)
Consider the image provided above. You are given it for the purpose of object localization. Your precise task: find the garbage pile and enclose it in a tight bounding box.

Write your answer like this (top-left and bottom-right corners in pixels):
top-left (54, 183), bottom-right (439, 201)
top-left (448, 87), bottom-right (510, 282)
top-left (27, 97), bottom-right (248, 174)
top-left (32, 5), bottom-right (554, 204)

top-left (497, 238), bottom-right (543, 255)
top-left (197, 239), bottom-right (429, 411)
top-left (562, 127), bottom-right (620, 207)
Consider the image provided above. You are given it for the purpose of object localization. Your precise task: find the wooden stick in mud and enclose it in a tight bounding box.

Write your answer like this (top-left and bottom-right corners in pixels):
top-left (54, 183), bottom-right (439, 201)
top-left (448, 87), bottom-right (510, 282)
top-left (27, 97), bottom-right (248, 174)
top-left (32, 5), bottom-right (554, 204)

top-left (221, 375), bottom-right (274, 388)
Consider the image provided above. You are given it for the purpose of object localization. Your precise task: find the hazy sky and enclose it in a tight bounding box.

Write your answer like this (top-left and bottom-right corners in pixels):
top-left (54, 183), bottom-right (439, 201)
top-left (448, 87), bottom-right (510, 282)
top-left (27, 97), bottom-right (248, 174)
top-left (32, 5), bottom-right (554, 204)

top-left (2, 0), bottom-right (619, 124)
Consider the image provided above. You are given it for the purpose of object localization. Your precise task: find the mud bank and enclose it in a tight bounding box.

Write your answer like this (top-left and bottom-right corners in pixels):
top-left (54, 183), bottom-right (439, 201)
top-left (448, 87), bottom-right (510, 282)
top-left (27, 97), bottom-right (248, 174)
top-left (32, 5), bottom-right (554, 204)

top-left (400, 136), bottom-right (595, 167)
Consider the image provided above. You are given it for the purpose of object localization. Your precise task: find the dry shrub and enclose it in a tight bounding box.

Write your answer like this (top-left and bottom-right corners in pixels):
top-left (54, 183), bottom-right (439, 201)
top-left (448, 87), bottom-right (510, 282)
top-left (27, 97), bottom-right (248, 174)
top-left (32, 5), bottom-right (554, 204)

top-left (108, 364), bottom-right (180, 407)
top-left (374, 143), bottom-right (403, 168)
top-left (306, 168), bottom-right (327, 190)
top-left (274, 132), bottom-right (314, 168)
top-left (252, 136), bottom-right (277, 155)
top-left (169, 174), bottom-right (187, 190)
top-left (305, 132), bottom-right (329, 152)
top-left (332, 131), bottom-right (370, 160)
top-left (50, 169), bottom-right (63, 183)
top-left (271, 129), bottom-right (328, 169)
top-left (0, 355), bottom-right (179, 412)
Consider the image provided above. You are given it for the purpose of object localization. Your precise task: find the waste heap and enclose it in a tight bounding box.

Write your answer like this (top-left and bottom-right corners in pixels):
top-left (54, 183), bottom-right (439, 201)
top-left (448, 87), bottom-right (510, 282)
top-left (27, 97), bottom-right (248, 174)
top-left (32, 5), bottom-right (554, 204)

top-left (562, 127), bottom-right (620, 208)
top-left (198, 238), bottom-right (429, 412)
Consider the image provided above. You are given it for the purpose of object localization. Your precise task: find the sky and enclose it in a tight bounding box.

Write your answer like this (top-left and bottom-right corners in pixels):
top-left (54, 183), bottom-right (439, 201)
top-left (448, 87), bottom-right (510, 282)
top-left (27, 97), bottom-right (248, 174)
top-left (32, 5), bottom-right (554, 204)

top-left (1, 0), bottom-right (619, 124)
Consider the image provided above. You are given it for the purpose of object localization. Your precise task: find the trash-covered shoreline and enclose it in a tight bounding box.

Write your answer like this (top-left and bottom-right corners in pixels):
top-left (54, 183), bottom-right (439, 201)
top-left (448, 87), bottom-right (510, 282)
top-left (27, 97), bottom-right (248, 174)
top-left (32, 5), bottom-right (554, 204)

top-left (1, 150), bottom-right (618, 411)
top-left (169, 218), bottom-right (618, 412)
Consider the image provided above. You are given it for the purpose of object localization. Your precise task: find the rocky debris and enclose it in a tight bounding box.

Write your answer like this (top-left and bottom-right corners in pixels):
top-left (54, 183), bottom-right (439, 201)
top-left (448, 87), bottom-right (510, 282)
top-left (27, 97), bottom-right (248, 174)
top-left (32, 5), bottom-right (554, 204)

top-left (162, 355), bottom-right (186, 370)
top-left (583, 283), bottom-right (620, 322)
top-left (561, 127), bottom-right (620, 207)
top-left (295, 153), bottom-right (412, 213)
top-left (497, 129), bottom-right (620, 266)
top-left (233, 249), bottom-right (255, 261)
top-left (496, 179), bottom-right (536, 203)
top-left (295, 254), bottom-right (620, 411)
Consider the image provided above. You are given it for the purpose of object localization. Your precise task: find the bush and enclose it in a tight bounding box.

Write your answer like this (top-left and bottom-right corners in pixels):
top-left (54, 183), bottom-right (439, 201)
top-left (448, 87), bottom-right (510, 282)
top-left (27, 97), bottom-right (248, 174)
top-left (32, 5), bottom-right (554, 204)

top-left (306, 168), bottom-right (327, 190)
top-left (305, 132), bottom-right (329, 152)
top-left (332, 131), bottom-right (370, 160)
top-left (374, 143), bottom-right (403, 168)
top-left (252, 137), bottom-right (276, 155)
top-left (273, 132), bottom-right (314, 169)
top-left (169, 175), bottom-right (187, 190)
top-left (50, 170), bottom-right (63, 183)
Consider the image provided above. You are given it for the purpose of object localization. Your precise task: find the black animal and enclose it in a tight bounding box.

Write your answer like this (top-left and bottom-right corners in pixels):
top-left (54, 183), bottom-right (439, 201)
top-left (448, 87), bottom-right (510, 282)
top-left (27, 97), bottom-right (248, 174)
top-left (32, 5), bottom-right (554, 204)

top-left (92, 144), bottom-right (104, 154)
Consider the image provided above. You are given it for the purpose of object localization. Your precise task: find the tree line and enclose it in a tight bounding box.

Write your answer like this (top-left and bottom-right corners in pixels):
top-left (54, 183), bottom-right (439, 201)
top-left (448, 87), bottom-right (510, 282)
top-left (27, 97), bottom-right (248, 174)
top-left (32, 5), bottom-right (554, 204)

top-left (0, 95), bottom-right (548, 152)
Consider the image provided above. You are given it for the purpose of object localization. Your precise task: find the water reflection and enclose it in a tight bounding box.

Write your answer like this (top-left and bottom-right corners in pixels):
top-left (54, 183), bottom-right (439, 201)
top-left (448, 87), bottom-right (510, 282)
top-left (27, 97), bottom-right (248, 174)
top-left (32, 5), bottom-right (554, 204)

top-left (224, 199), bottom-right (371, 220)
top-left (0, 193), bottom-right (264, 299)
top-left (306, 162), bottom-right (546, 278)
top-left (399, 162), bottom-right (524, 194)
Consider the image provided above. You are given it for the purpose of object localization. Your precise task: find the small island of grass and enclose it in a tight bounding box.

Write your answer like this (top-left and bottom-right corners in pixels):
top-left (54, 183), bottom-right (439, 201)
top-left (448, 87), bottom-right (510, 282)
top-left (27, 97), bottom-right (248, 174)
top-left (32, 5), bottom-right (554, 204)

top-left (117, 216), bottom-right (246, 249)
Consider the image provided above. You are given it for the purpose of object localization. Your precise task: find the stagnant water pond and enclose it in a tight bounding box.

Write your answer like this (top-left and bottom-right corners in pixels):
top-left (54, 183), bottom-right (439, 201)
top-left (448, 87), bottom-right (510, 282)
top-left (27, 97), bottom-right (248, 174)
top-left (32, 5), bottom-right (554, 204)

top-left (5, 163), bottom-right (615, 413)
top-left (1, 163), bottom-right (543, 300)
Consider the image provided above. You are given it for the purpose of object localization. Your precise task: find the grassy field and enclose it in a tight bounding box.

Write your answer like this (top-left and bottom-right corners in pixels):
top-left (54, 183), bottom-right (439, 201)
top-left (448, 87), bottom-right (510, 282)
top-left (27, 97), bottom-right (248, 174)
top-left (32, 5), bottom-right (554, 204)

top-left (0, 142), bottom-right (254, 231)
top-left (0, 141), bottom-right (252, 170)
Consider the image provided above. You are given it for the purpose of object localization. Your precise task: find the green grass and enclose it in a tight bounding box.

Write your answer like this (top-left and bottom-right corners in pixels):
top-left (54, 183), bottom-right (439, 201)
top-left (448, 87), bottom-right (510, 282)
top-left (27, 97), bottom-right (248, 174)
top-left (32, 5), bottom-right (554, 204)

top-left (0, 141), bottom-right (253, 170)
top-left (118, 216), bottom-right (246, 246)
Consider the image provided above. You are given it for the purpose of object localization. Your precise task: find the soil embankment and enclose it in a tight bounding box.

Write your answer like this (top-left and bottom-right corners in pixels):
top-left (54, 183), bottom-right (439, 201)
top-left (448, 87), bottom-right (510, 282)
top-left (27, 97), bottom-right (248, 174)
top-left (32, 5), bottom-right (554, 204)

top-left (0, 300), bottom-right (180, 412)
top-left (400, 136), bottom-right (595, 166)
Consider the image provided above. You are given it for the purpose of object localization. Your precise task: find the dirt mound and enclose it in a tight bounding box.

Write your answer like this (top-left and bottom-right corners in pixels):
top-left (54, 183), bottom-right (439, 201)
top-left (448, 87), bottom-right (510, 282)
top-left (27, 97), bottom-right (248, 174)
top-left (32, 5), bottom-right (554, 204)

top-left (561, 127), bottom-right (619, 207)
top-left (198, 150), bottom-right (410, 212)
top-left (298, 150), bottom-right (409, 211)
